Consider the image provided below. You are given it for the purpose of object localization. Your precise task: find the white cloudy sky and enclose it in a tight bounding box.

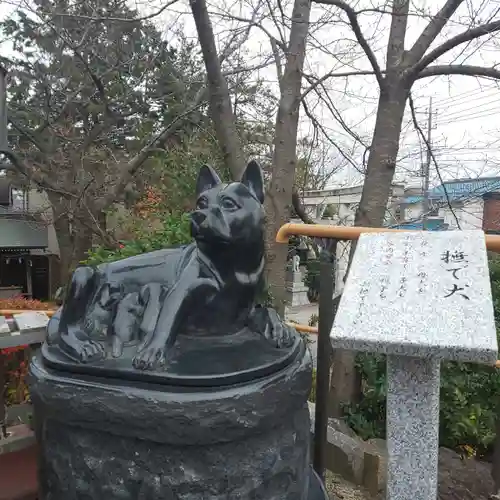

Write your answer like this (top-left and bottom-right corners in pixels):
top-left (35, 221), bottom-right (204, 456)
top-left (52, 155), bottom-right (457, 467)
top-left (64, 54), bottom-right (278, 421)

top-left (2, 0), bottom-right (500, 189)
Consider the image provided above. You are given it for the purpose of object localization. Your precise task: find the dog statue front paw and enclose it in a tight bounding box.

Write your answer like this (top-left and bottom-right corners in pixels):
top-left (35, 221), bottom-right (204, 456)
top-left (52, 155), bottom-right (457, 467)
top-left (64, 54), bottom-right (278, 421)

top-left (132, 343), bottom-right (166, 371)
top-left (59, 330), bottom-right (105, 363)
top-left (249, 306), bottom-right (297, 348)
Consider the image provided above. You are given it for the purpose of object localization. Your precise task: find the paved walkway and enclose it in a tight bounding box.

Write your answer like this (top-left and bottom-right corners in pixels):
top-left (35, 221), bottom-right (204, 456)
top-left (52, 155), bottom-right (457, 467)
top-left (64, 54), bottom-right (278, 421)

top-left (0, 444), bottom-right (38, 500)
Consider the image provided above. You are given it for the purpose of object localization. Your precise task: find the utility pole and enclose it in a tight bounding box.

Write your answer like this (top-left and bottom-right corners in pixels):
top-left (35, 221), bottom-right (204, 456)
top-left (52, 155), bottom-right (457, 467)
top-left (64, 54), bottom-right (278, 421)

top-left (422, 97), bottom-right (432, 230)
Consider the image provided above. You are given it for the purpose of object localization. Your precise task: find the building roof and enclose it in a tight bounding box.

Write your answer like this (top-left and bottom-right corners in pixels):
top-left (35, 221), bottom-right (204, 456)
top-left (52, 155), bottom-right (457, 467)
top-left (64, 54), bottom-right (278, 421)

top-left (401, 177), bottom-right (500, 205)
top-left (432, 177), bottom-right (500, 200)
top-left (392, 219), bottom-right (448, 231)
top-left (0, 218), bottom-right (48, 249)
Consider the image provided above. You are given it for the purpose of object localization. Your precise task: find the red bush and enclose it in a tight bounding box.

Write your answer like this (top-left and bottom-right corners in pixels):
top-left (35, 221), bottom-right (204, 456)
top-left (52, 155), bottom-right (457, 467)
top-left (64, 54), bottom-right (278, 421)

top-left (0, 295), bottom-right (56, 311)
top-left (0, 296), bottom-right (55, 405)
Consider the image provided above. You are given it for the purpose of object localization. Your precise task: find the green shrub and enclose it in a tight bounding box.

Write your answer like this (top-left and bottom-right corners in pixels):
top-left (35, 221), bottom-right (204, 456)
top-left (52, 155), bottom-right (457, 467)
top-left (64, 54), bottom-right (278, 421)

top-left (84, 212), bottom-right (192, 266)
top-left (344, 257), bottom-right (500, 457)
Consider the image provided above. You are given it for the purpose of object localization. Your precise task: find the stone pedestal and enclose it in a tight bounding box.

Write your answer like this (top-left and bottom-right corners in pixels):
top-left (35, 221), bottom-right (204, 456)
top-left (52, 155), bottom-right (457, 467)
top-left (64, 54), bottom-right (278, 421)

top-left (285, 267), bottom-right (310, 307)
top-left (29, 339), bottom-right (327, 499)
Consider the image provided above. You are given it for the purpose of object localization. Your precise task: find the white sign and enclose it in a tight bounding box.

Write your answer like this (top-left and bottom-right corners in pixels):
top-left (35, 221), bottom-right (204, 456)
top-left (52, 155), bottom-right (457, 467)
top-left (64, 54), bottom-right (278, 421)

top-left (0, 316), bottom-right (10, 334)
top-left (331, 230), bottom-right (498, 363)
top-left (14, 311), bottom-right (50, 333)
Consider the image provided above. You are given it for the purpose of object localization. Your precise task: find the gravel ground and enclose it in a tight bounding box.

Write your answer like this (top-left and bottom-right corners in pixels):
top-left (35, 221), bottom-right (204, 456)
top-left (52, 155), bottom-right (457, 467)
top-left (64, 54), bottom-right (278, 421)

top-left (325, 472), bottom-right (378, 500)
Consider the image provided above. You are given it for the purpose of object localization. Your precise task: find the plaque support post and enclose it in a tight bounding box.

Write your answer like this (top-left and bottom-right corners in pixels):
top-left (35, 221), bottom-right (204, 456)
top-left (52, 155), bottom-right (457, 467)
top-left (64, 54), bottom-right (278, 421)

top-left (386, 355), bottom-right (440, 500)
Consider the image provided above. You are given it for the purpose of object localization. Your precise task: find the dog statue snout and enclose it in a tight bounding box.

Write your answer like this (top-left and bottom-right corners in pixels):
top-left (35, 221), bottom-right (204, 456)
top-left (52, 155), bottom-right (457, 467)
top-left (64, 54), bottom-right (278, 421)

top-left (192, 211), bottom-right (207, 226)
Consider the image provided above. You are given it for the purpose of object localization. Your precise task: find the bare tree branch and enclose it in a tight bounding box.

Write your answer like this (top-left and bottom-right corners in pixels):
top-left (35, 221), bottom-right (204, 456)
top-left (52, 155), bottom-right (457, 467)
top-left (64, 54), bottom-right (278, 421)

top-left (269, 37), bottom-right (284, 91)
top-left (408, 20), bottom-right (500, 78)
top-left (313, 0), bottom-right (384, 87)
top-left (47, 0), bottom-right (180, 22)
top-left (98, 95), bottom-right (206, 210)
top-left (418, 64), bottom-right (500, 80)
top-left (292, 187), bottom-right (316, 224)
top-left (408, 92), bottom-right (460, 228)
top-left (0, 149), bottom-right (79, 198)
top-left (301, 99), bottom-right (363, 174)
top-left (407, 0), bottom-right (464, 64)
top-left (189, 0), bottom-right (245, 180)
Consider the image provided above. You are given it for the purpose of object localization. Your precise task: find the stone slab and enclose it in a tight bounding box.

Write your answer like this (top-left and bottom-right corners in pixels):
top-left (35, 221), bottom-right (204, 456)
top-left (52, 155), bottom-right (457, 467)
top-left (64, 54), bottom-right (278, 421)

top-left (0, 424), bottom-right (36, 455)
top-left (0, 329), bottom-right (46, 349)
top-left (286, 289), bottom-right (310, 307)
top-left (13, 312), bottom-right (50, 333)
top-left (0, 316), bottom-right (10, 335)
top-left (286, 270), bottom-right (303, 283)
top-left (331, 230), bottom-right (497, 363)
top-left (286, 282), bottom-right (309, 292)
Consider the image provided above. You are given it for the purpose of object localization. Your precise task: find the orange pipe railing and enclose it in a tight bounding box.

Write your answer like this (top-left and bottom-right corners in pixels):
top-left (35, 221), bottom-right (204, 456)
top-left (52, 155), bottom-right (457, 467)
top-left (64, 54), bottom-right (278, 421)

top-left (286, 322), bottom-right (318, 334)
top-left (0, 309), bottom-right (56, 317)
top-left (276, 222), bottom-right (500, 252)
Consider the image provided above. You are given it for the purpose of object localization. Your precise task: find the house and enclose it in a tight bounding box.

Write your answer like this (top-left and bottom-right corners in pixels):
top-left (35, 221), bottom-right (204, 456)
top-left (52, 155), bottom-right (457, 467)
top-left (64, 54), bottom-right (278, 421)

top-left (398, 177), bottom-right (500, 232)
top-left (297, 176), bottom-right (500, 294)
top-left (0, 177), bottom-right (60, 300)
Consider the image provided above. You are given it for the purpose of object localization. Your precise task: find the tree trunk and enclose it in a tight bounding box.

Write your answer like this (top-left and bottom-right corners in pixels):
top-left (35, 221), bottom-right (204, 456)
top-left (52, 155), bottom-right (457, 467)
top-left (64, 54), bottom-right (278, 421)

top-left (329, 82), bottom-right (408, 416)
top-left (265, 0), bottom-right (311, 316)
top-left (53, 215), bottom-right (94, 286)
top-left (189, 0), bottom-right (245, 180)
top-left (49, 195), bottom-right (102, 286)
top-left (355, 86), bottom-right (408, 227)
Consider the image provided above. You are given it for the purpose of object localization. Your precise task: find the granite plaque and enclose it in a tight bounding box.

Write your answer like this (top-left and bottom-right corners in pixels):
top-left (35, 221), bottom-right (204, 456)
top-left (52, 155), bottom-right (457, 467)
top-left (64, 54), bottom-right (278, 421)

top-left (331, 230), bottom-right (497, 363)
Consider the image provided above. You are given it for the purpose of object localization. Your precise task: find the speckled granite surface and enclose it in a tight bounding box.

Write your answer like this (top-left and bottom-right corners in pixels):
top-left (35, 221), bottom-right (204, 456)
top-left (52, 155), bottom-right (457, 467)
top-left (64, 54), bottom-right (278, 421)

top-left (331, 230), bottom-right (497, 363)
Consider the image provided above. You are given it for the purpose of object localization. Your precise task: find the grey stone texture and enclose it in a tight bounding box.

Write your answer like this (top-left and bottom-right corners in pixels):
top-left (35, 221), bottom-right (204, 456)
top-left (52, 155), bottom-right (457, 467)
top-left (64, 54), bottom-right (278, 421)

top-left (331, 230), bottom-right (497, 363)
top-left (0, 316), bottom-right (10, 335)
top-left (308, 402), bottom-right (386, 495)
top-left (386, 355), bottom-right (440, 500)
top-left (14, 311), bottom-right (50, 333)
top-left (30, 342), bottom-right (319, 500)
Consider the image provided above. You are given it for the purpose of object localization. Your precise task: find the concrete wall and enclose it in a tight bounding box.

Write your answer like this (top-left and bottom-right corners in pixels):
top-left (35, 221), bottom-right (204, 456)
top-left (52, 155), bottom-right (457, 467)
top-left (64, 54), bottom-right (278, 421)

top-left (442, 200), bottom-right (483, 230)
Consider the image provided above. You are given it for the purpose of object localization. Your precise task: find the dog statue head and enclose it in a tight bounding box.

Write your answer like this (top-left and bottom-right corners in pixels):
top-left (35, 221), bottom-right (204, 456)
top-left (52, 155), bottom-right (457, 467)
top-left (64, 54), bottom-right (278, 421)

top-left (190, 160), bottom-right (265, 252)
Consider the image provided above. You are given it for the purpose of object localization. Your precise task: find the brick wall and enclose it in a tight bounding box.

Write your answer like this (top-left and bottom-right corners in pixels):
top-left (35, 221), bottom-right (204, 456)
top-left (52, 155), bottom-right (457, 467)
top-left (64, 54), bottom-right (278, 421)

top-left (482, 193), bottom-right (500, 232)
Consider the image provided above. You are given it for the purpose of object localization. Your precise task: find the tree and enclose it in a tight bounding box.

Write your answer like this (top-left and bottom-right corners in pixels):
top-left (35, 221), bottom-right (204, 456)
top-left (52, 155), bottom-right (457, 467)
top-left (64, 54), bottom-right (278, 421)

top-left (309, 0), bottom-right (500, 413)
top-left (0, 0), bottom-right (263, 282)
top-left (0, 0), bottom-right (207, 280)
top-left (189, 0), bottom-right (313, 313)
top-left (294, 137), bottom-right (345, 192)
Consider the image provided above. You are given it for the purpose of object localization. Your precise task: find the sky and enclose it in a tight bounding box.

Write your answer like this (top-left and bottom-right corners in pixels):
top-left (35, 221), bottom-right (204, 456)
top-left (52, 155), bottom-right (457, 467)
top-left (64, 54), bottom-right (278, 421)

top-left (1, 0), bottom-right (500, 190)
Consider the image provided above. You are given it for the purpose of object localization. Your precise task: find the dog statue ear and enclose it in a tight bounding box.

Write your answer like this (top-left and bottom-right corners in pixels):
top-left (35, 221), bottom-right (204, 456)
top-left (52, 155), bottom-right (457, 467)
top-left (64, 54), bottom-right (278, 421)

top-left (241, 160), bottom-right (264, 203)
top-left (196, 164), bottom-right (222, 196)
